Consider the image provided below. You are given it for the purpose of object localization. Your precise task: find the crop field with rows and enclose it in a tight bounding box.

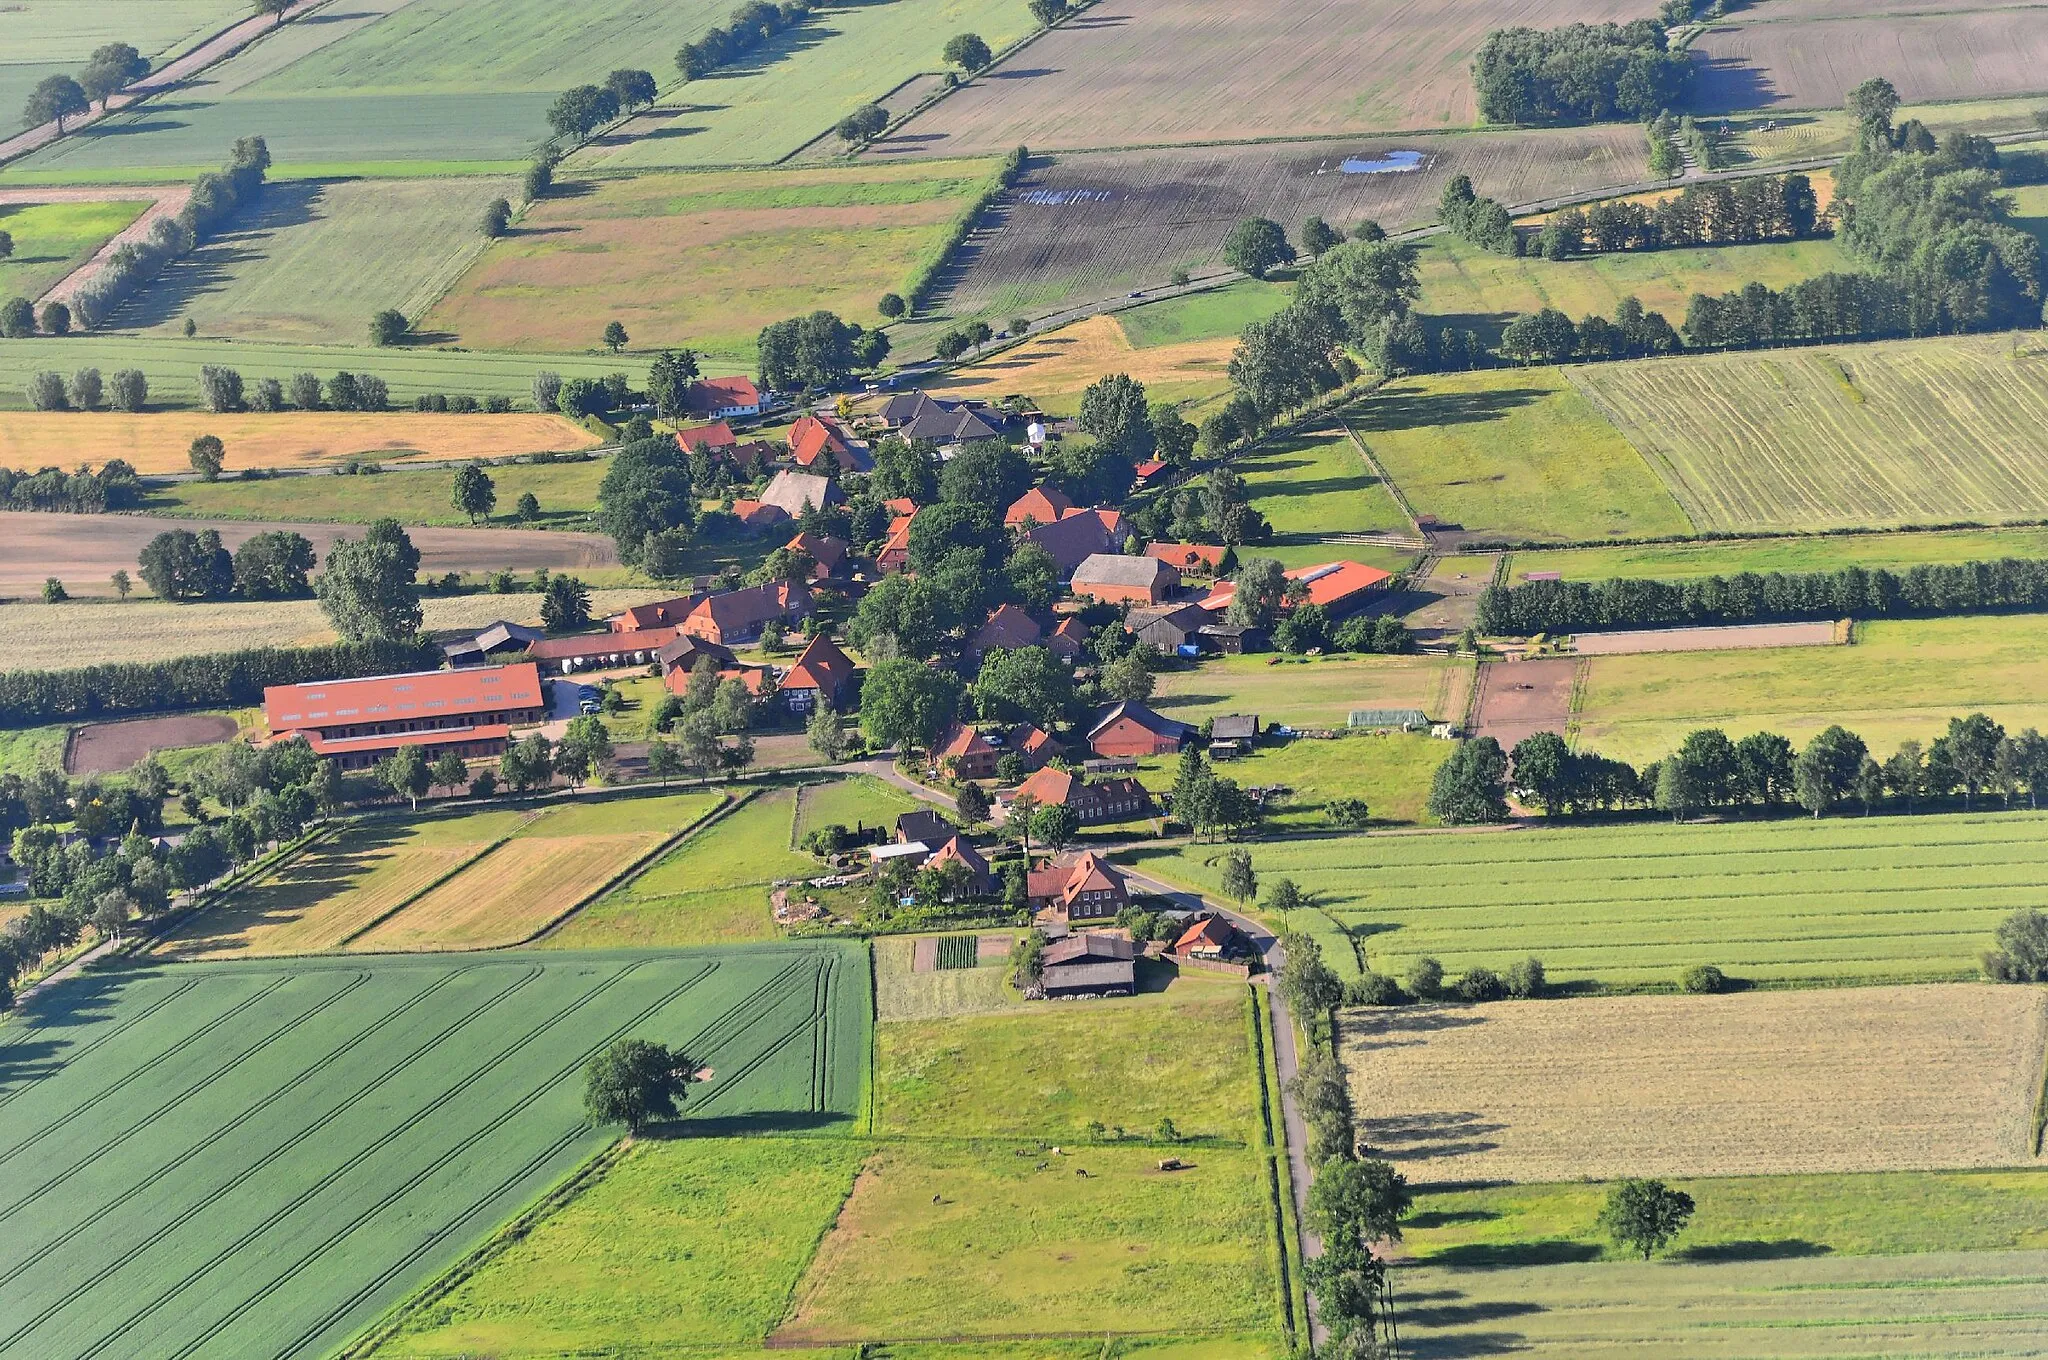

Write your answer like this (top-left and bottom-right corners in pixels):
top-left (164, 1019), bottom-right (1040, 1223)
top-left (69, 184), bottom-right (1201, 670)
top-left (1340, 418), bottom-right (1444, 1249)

top-left (1691, 8), bottom-right (2048, 114)
top-left (1569, 333), bottom-right (2048, 533)
top-left (0, 945), bottom-right (869, 1360)
top-left (1130, 810), bottom-right (2048, 988)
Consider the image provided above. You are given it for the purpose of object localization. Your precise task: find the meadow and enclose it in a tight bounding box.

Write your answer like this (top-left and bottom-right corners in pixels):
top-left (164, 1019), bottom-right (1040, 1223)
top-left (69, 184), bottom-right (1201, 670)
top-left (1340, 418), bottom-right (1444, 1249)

top-left (793, 775), bottom-right (924, 842)
top-left (0, 198), bottom-right (151, 301)
top-left (1574, 613), bottom-right (2048, 763)
top-left (427, 161), bottom-right (997, 363)
top-left (0, 410), bottom-right (598, 474)
top-left (0, 945), bottom-right (869, 1360)
top-left (1343, 983), bottom-right (2045, 1183)
top-left (360, 1136), bottom-right (873, 1357)
top-left (544, 788), bottom-right (816, 949)
top-left (1150, 652), bottom-right (1473, 732)
top-left (1116, 280), bottom-right (1290, 348)
top-left (1568, 332), bottom-right (2048, 533)
top-left (934, 130), bottom-right (1653, 330)
top-left (888, 0), bottom-right (1652, 153)
top-left (1238, 425), bottom-right (1414, 548)
top-left (1132, 732), bottom-right (1457, 829)
top-left (928, 314), bottom-right (1237, 414)
top-left (1508, 525), bottom-right (2048, 584)
top-left (145, 453), bottom-right (610, 526)
top-left (1692, 8), bottom-right (2048, 113)
top-left (124, 176), bottom-right (518, 345)
top-left (1353, 367), bottom-right (1693, 544)
top-left (0, 334), bottom-right (653, 410)
top-left (1, 0), bottom-right (247, 63)
top-left (1128, 809), bottom-right (2048, 988)
top-left (876, 980), bottom-right (1262, 1142)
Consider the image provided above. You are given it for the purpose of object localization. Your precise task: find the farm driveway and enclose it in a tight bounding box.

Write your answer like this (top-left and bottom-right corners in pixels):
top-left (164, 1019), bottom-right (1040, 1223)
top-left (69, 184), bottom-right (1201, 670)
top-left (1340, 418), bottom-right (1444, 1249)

top-left (1572, 620), bottom-right (1843, 655)
top-left (0, 511), bottom-right (618, 596)
top-left (0, 186), bottom-right (193, 306)
top-left (1471, 656), bottom-right (1577, 749)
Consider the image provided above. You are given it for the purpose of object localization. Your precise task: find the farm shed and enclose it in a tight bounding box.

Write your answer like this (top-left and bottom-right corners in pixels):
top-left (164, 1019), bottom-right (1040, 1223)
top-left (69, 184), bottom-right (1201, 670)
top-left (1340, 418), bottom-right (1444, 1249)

top-left (526, 627), bottom-right (679, 673)
top-left (680, 580), bottom-right (814, 645)
top-left (1039, 932), bottom-right (1136, 997)
top-left (967, 603), bottom-right (1043, 662)
top-left (263, 662), bottom-right (544, 770)
top-left (759, 470), bottom-right (843, 520)
top-left (1072, 553), bottom-right (1179, 605)
top-left (613, 596), bottom-right (706, 632)
top-left (1088, 700), bottom-right (1195, 758)
top-left (1128, 602), bottom-right (1212, 651)
top-left (442, 620), bottom-right (543, 667)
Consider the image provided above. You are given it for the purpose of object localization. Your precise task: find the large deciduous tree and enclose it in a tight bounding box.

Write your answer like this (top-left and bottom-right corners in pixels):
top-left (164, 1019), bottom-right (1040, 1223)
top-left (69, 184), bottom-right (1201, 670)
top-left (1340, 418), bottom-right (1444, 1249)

top-left (315, 519), bottom-right (423, 641)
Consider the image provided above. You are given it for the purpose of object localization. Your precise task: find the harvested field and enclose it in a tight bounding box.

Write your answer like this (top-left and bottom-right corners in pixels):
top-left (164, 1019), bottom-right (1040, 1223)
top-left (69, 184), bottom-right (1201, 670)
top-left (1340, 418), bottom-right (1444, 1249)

top-left (1570, 620), bottom-right (1843, 654)
top-left (932, 130), bottom-right (1653, 328)
top-left (123, 176), bottom-right (519, 345)
top-left (0, 411), bottom-right (597, 476)
top-left (928, 314), bottom-right (1237, 413)
top-left (1568, 334), bottom-right (2048, 533)
top-left (0, 946), bottom-right (867, 1360)
top-left (349, 833), bottom-right (666, 951)
top-left (63, 712), bottom-right (238, 774)
top-left (0, 511), bottom-right (619, 598)
top-left (885, 0), bottom-right (1655, 153)
top-left (1692, 10), bottom-right (2048, 113)
top-left (1127, 808), bottom-right (2048, 988)
top-left (1342, 984), bottom-right (2048, 1182)
top-left (428, 161), bottom-right (996, 361)
top-left (1470, 657), bottom-right (1577, 751)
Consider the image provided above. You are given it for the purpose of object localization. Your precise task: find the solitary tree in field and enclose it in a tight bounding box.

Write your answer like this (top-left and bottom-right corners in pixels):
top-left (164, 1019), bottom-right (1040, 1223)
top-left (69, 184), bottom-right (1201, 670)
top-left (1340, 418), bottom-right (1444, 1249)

top-left (1599, 1179), bottom-right (1695, 1260)
top-left (943, 33), bottom-right (993, 71)
top-left (1222, 217), bottom-right (1294, 279)
top-left (1220, 847), bottom-right (1256, 904)
top-left (480, 197), bottom-right (512, 238)
top-left (0, 229), bottom-right (14, 259)
top-left (583, 1037), bottom-right (694, 1132)
top-left (369, 308), bottom-right (410, 346)
top-left (452, 462), bottom-right (496, 524)
top-left (1029, 0), bottom-right (1068, 24)
top-left (1300, 215), bottom-right (1342, 258)
top-left (255, 0), bottom-right (295, 25)
top-left (1266, 877), bottom-right (1306, 912)
top-left (188, 434), bottom-right (226, 482)
top-left (110, 568), bottom-right (132, 601)
top-left (24, 74), bottom-right (89, 133)
top-left (603, 320), bottom-right (629, 352)
top-left (835, 103), bottom-right (887, 145)
top-left (515, 490), bottom-right (541, 522)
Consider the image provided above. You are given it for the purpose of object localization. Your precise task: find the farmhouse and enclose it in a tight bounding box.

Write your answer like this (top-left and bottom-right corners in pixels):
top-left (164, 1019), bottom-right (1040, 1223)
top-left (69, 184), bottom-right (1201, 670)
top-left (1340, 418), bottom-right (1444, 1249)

top-left (1088, 701), bottom-right (1194, 758)
top-left (1028, 852), bottom-right (1132, 922)
top-left (788, 414), bottom-right (872, 472)
top-left (525, 627), bottom-right (678, 673)
top-left (926, 834), bottom-right (995, 895)
top-left (675, 420), bottom-right (736, 454)
top-left (932, 721), bottom-right (1001, 780)
top-left (1171, 914), bottom-right (1246, 961)
top-left (1209, 713), bottom-right (1260, 758)
top-left (1039, 932), bottom-right (1137, 998)
top-left (1145, 542), bottom-right (1229, 575)
top-left (729, 498), bottom-right (790, 531)
top-left (1022, 508), bottom-right (1128, 579)
top-left (877, 508), bottom-right (918, 573)
top-left (966, 603), bottom-right (1042, 662)
top-left (1004, 722), bottom-right (1063, 770)
top-left (263, 663), bottom-right (544, 770)
top-left (441, 620), bottom-right (543, 667)
top-left (685, 375), bottom-right (762, 419)
top-left (783, 529), bottom-right (849, 580)
top-left (612, 595), bottom-right (705, 632)
top-left (897, 809), bottom-right (955, 844)
top-left (655, 633), bottom-right (737, 679)
top-left (759, 470), bottom-right (843, 520)
top-left (1005, 766), bottom-right (1156, 824)
top-left (877, 390), bottom-right (1004, 448)
top-left (1045, 616), bottom-right (1089, 662)
top-left (777, 634), bottom-right (855, 713)
top-left (1201, 560), bottom-right (1394, 619)
top-left (1071, 553), bottom-right (1178, 605)
top-left (681, 580), bottom-right (814, 645)
top-left (1005, 485), bottom-right (1075, 529)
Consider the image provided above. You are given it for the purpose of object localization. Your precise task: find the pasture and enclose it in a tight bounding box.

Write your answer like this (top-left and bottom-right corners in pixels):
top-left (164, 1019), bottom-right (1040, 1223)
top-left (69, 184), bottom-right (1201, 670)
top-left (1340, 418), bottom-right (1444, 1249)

top-left (1574, 612), bottom-right (2048, 763)
top-left (794, 775), bottom-right (925, 843)
top-left (1343, 984), bottom-right (2046, 1183)
top-left (1117, 280), bottom-right (1290, 348)
top-left (1692, 9), bottom-right (2048, 113)
top-left (1129, 809), bottom-right (2048, 988)
top-left (1238, 425), bottom-right (1414, 547)
top-left (0, 334), bottom-right (652, 410)
top-left (0, 945), bottom-right (869, 1360)
top-left (545, 788), bottom-right (816, 949)
top-left (934, 129), bottom-right (1652, 328)
top-left (1149, 652), bottom-right (1475, 732)
top-left (1508, 525), bottom-right (2048, 584)
top-left (1396, 1247), bottom-right (2048, 1357)
top-left (125, 177), bottom-right (518, 345)
top-left (360, 1136), bottom-right (873, 1357)
top-left (427, 161), bottom-right (996, 362)
top-left (1352, 367), bottom-right (1693, 544)
top-left (885, 0), bottom-right (1654, 153)
top-left (775, 1140), bottom-right (1281, 1344)
top-left (1568, 332), bottom-right (2048, 533)
top-left (0, 198), bottom-right (151, 301)
top-left (146, 453), bottom-right (609, 526)
top-left (1132, 732), bottom-right (1457, 829)
top-left (928, 314), bottom-right (1237, 413)
top-left (875, 980), bottom-right (1261, 1142)
top-left (0, 411), bottom-right (598, 475)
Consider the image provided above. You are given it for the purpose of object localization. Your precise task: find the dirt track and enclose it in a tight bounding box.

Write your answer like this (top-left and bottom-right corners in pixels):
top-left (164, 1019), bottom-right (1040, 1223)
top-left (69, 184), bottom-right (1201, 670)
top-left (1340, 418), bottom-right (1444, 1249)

top-left (1, 511), bottom-right (619, 596)
top-left (1572, 620), bottom-right (1842, 655)
top-left (66, 713), bottom-right (240, 774)
top-left (1471, 657), bottom-right (1577, 751)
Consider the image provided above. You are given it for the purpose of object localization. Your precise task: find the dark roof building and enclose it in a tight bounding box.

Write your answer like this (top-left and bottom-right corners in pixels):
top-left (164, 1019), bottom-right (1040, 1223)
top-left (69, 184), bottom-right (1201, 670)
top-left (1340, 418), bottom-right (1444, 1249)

top-left (877, 390), bottom-right (1003, 446)
top-left (1127, 602), bottom-right (1212, 651)
top-left (1087, 700), bottom-right (1195, 758)
top-left (896, 809), bottom-right (955, 844)
top-left (1040, 932), bottom-right (1137, 997)
top-left (759, 470), bottom-right (843, 520)
top-left (966, 603), bottom-right (1042, 662)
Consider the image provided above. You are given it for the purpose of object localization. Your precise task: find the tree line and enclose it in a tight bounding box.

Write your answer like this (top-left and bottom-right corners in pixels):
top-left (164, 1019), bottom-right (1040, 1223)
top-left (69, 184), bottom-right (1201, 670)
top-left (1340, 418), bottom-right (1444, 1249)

top-left (0, 458), bottom-right (140, 513)
top-left (912, 145), bottom-right (1029, 321)
top-left (677, 1), bottom-right (811, 79)
top-left (1472, 21), bottom-right (1692, 126)
top-left (71, 138), bottom-right (271, 330)
top-left (1477, 556), bottom-right (2048, 632)
top-left (19, 41), bottom-right (150, 134)
top-left (1532, 172), bottom-right (1820, 259)
top-left (136, 527), bottom-right (315, 601)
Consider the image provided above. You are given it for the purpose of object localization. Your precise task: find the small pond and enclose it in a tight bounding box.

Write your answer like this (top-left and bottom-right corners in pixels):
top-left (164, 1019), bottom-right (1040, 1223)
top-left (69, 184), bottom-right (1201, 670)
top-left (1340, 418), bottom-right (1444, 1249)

top-left (1340, 150), bottom-right (1425, 174)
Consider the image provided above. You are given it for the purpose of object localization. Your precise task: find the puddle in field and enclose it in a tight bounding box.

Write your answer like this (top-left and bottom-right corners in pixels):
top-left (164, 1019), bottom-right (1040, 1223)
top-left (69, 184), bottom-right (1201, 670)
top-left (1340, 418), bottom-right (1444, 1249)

top-left (1339, 150), bottom-right (1426, 174)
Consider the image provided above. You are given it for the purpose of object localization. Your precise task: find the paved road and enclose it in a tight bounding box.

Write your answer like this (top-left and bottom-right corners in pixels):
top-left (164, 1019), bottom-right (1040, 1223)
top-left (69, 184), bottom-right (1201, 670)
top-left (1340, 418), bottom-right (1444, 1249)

top-left (0, 0), bottom-right (332, 166)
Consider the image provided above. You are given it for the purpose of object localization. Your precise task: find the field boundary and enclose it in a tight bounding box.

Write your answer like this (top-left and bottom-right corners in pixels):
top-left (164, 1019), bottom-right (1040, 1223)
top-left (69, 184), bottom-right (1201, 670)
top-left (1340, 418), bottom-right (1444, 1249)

top-left (495, 794), bottom-right (738, 949)
top-left (1338, 416), bottom-right (1425, 540)
top-left (1558, 363), bottom-right (1713, 532)
top-left (327, 822), bottom-right (534, 950)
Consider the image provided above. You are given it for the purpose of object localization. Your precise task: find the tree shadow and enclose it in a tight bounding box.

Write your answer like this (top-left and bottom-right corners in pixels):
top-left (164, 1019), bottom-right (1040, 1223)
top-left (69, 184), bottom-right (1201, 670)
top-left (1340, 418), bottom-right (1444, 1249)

top-left (990, 67), bottom-right (1057, 79)
top-left (1679, 1237), bottom-right (1830, 1262)
top-left (1406, 1207), bottom-right (1501, 1230)
top-left (1352, 384), bottom-right (1550, 436)
top-left (648, 1110), bottom-right (854, 1138)
top-left (1422, 1240), bottom-right (1601, 1270)
top-left (1688, 49), bottom-right (1782, 114)
top-left (116, 180), bottom-right (321, 328)
top-left (1402, 1295), bottom-right (1551, 1324)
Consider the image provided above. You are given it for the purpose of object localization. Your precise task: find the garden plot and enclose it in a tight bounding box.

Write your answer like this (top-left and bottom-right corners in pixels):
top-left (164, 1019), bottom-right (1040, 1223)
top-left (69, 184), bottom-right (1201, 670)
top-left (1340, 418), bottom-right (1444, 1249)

top-left (1342, 983), bottom-right (2047, 1183)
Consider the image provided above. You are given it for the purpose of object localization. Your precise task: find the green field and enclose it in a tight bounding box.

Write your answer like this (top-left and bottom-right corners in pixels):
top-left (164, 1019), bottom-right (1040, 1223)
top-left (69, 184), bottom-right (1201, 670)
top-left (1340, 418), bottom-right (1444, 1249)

top-left (1354, 367), bottom-right (1693, 543)
top-left (1117, 280), bottom-right (1291, 348)
top-left (1133, 732), bottom-right (1455, 829)
top-left (0, 334), bottom-right (653, 410)
top-left (1510, 525), bottom-right (2048, 584)
top-left (794, 775), bottom-right (925, 842)
top-left (124, 176), bottom-right (518, 344)
top-left (0, 198), bottom-right (151, 301)
top-left (873, 933), bottom-right (1025, 1021)
top-left (1126, 809), bottom-right (2048, 988)
top-left (0, 723), bottom-right (66, 778)
top-left (2, 0), bottom-right (247, 62)
top-left (1415, 231), bottom-right (1852, 340)
top-left (145, 455), bottom-right (608, 526)
top-left (1239, 425), bottom-right (1413, 549)
top-left (547, 789), bottom-right (815, 948)
top-left (363, 1135), bottom-right (872, 1356)
top-left (1569, 332), bottom-right (2048, 534)
top-left (1150, 653), bottom-right (1473, 732)
top-left (1576, 613), bottom-right (2048, 764)
top-left (876, 980), bottom-right (1261, 1142)
top-left (427, 161), bottom-right (996, 363)
top-left (0, 945), bottom-right (868, 1360)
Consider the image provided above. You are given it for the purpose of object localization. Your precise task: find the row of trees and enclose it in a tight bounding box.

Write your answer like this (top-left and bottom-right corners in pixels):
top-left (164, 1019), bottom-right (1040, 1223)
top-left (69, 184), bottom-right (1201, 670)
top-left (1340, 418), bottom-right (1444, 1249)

top-left (138, 527), bottom-right (315, 601)
top-left (72, 138), bottom-right (270, 330)
top-left (1477, 556), bottom-right (2048, 632)
top-left (1227, 235), bottom-right (1424, 416)
top-left (1497, 294), bottom-right (1682, 364)
top-left (0, 457), bottom-right (141, 513)
top-left (19, 40), bottom-right (150, 133)
top-left (677, 1), bottom-right (812, 79)
top-left (1, 296), bottom-right (75, 338)
top-left (1472, 20), bottom-right (1692, 126)
top-left (1532, 173), bottom-right (1821, 259)
top-left (545, 69), bottom-right (656, 140)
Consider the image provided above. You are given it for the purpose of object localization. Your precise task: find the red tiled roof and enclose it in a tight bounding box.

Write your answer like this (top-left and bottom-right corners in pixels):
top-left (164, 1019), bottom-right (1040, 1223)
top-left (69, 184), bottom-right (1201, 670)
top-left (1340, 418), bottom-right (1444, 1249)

top-left (264, 663), bottom-right (541, 733)
top-left (685, 580), bottom-right (812, 638)
top-left (1012, 765), bottom-right (1078, 807)
top-left (1200, 560), bottom-right (1394, 612)
top-left (935, 721), bottom-right (996, 761)
top-left (882, 497), bottom-right (918, 515)
top-left (688, 376), bottom-right (761, 413)
top-left (1008, 724), bottom-right (1061, 758)
top-left (968, 603), bottom-right (1041, 653)
top-left (1004, 485), bottom-right (1075, 528)
top-left (731, 499), bottom-right (791, 528)
top-left (1174, 915), bottom-right (1237, 953)
top-left (277, 723), bottom-right (511, 757)
top-left (779, 633), bottom-right (854, 694)
top-left (526, 627), bottom-right (678, 661)
top-left (1145, 542), bottom-right (1227, 571)
top-left (788, 414), bottom-right (855, 469)
top-left (721, 664), bottom-right (777, 696)
top-left (675, 420), bottom-right (736, 451)
top-left (784, 530), bottom-right (847, 571)
top-left (1134, 459), bottom-right (1167, 479)
top-left (614, 595), bottom-right (704, 631)
top-left (1021, 507), bottom-right (1127, 576)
